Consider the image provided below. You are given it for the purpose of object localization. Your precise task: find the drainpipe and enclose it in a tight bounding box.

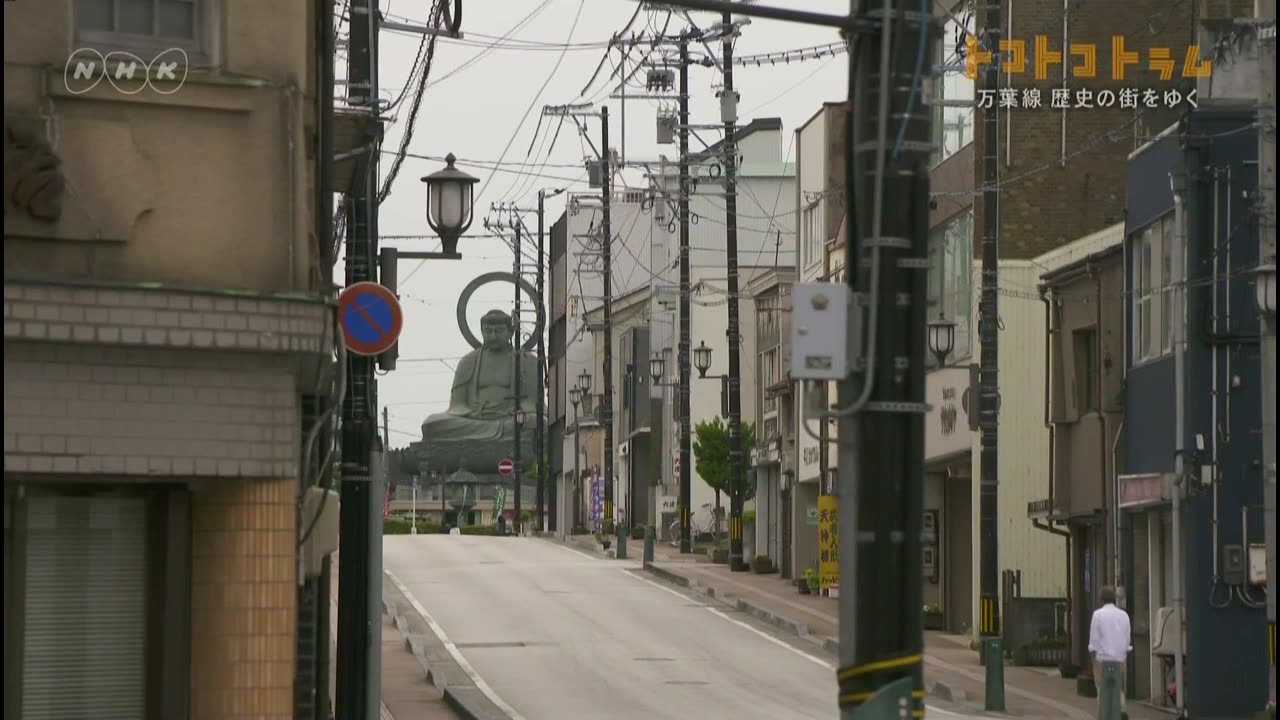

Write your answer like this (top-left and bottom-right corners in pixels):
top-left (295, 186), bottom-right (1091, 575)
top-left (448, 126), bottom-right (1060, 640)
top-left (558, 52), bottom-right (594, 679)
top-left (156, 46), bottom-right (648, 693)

top-left (1169, 170), bottom-right (1188, 715)
top-left (1092, 264), bottom-right (1110, 586)
top-left (1037, 286), bottom-right (1072, 658)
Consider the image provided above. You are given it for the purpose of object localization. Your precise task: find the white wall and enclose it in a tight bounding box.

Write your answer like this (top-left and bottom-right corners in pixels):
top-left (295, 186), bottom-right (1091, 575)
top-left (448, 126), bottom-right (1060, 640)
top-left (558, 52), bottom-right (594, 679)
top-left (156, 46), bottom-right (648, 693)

top-left (793, 110), bottom-right (831, 486)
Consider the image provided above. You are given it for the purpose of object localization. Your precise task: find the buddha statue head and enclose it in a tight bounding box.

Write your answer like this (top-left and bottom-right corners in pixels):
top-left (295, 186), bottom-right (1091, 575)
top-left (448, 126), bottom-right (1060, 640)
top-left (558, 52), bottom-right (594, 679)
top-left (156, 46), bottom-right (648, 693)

top-left (479, 309), bottom-right (513, 350)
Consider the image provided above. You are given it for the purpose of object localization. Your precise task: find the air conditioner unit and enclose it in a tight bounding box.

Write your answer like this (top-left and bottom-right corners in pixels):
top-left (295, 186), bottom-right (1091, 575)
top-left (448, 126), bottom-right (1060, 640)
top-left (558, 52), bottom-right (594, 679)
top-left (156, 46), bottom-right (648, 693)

top-left (1150, 606), bottom-right (1186, 657)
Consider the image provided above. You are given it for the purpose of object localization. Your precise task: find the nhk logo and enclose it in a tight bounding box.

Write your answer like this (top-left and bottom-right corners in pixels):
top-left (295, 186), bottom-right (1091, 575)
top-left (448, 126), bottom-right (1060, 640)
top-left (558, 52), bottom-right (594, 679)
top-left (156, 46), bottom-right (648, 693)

top-left (63, 47), bottom-right (189, 95)
top-left (963, 35), bottom-right (1212, 82)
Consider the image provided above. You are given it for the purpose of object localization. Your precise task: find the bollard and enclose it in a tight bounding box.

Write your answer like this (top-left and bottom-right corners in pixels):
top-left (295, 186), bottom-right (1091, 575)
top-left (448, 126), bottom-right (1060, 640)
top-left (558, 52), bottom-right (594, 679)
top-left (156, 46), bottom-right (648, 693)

top-left (1097, 661), bottom-right (1123, 720)
top-left (643, 525), bottom-right (655, 566)
top-left (984, 637), bottom-right (1006, 712)
top-left (616, 522), bottom-right (628, 560)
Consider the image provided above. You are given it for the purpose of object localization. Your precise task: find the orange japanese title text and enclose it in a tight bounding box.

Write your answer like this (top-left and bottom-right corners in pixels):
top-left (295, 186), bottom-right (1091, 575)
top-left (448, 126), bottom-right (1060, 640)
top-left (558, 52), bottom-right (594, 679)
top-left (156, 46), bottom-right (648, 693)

top-left (963, 34), bottom-right (1213, 81)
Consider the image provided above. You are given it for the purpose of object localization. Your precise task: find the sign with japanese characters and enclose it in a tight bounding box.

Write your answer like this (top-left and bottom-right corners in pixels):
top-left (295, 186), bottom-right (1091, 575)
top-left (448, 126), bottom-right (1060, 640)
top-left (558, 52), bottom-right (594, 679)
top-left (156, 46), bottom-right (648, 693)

top-left (590, 465), bottom-right (602, 531)
top-left (977, 87), bottom-right (1199, 110)
top-left (817, 495), bottom-right (839, 591)
top-left (963, 35), bottom-right (1211, 82)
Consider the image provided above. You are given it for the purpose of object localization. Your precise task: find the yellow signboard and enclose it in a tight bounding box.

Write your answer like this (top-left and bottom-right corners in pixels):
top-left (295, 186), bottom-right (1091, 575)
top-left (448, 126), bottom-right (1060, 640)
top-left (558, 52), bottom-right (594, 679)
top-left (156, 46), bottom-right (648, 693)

top-left (817, 495), bottom-right (839, 590)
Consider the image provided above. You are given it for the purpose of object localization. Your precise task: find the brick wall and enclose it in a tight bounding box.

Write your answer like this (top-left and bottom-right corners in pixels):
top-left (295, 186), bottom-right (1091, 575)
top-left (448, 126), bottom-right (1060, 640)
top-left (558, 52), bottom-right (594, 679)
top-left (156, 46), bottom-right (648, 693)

top-left (190, 477), bottom-right (298, 720)
top-left (3, 343), bottom-right (300, 478)
top-left (971, 0), bottom-right (1200, 260)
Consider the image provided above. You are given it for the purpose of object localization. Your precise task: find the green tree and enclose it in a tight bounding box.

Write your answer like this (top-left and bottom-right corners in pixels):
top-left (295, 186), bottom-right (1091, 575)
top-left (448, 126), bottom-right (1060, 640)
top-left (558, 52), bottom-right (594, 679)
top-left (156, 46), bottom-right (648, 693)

top-left (692, 417), bottom-right (757, 511)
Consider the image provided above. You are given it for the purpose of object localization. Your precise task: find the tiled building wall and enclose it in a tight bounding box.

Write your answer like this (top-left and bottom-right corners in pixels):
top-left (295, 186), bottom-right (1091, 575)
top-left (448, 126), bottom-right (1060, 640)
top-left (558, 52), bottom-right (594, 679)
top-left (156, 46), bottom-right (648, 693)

top-left (3, 343), bottom-right (300, 478)
top-left (190, 477), bottom-right (298, 720)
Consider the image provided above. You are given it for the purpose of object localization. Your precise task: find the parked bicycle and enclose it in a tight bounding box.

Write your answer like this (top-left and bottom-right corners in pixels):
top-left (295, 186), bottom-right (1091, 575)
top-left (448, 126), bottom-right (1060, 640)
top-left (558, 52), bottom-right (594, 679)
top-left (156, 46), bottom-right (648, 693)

top-left (667, 503), bottom-right (720, 545)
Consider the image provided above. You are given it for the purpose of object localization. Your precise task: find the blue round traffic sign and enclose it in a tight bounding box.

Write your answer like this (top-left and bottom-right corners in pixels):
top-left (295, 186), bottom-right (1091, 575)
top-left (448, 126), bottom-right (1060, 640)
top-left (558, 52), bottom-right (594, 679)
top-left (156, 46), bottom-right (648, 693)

top-left (338, 282), bottom-right (403, 356)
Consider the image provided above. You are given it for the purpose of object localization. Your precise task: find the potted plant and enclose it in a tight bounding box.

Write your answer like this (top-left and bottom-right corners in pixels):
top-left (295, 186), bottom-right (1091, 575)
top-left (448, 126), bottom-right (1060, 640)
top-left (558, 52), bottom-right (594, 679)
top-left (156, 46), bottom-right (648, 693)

top-left (707, 540), bottom-right (729, 564)
top-left (1015, 635), bottom-right (1068, 667)
top-left (600, 518), bottom-right (614, 550)
top-left (804, 568), bottom-right (820, 594)
top-left (751, 554), bottom-right (774, 574)
top-left (922, 603), bottom-right (945, 631)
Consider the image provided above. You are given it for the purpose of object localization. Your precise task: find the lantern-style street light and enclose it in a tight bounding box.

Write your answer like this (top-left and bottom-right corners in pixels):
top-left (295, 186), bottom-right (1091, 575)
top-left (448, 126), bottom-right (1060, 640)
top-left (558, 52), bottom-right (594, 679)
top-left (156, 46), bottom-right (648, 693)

top-left (1255, 262), bottom-right (1277, 317)
top-left (421, 153), bottom-right (479, 258)
top-left (928, 313), bottom-right (958, 367)
top-left (650, 354), bottom-right (666, 384)
top-left (693, 341), bottom-right (713, 378)
top-left (578, 370), bottom-right (592, 393)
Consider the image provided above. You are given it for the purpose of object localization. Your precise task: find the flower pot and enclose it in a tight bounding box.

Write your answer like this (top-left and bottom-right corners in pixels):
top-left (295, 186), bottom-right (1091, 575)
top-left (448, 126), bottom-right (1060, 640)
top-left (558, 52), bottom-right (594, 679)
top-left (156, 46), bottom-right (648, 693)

top-left (923, 611), bottom-right (945, 631)
top-left (798, 579), bottom-right (811, 595)
top-left (601, 539), bottom-right (612, 550)
top-left (1059, 662), bottom-right (1081, 679)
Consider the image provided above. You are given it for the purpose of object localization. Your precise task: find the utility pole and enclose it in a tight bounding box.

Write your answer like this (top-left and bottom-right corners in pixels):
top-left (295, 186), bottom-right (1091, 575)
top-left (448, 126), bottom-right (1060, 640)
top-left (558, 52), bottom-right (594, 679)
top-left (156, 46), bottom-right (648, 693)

top-left (601, 105), bottom-right (617, 543)
top-left (837, 1), bottom-right (932, 716)
top-left (677, 35), bottom-right (694, 555)
top-left (720, 10), bottom-right (746, 573)
top-left (537, 191), bottom-right (548, 533)
top-left (513, 220), bottom-right (524, 536)
top-left (1257, 0), bottom-right (1276, 694)
top-left (977, 0), bottom-right (1005, 709)
top-left (335, 0), bottom-right (380, 716)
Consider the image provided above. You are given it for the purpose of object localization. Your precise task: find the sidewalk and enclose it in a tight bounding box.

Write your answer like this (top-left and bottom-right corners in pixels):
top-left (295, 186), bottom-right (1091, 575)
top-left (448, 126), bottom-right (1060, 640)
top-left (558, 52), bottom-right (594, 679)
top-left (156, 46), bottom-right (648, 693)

top-left (556, 533), bottom-right (1171, 719)
top-left (330, 557), bottom-right (463, 720)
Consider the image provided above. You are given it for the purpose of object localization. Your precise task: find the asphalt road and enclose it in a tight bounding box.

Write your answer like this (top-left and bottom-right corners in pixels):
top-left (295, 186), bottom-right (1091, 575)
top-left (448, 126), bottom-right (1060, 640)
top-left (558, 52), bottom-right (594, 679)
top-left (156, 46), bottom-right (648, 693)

top-left (383, 535), bottom-right (982, 720)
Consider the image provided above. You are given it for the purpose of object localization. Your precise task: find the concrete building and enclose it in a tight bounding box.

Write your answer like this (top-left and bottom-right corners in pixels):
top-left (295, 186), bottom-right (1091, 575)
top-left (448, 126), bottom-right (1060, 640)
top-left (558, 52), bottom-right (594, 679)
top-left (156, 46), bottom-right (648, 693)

top-left (923, 0), bottom-right (1214, 639)
top-left (747, 268), bottom-right (795, 573)
top-left (1035, 225), bottom-right (1125, 671)
top-left (1119, 109), bottom-right (1269, 716)
top-left (556, 119), bottom-right (796, 544)
top-left (792, 103), bottom-right (847, 581)
top-left (3, 3), bottom-right (334, 719)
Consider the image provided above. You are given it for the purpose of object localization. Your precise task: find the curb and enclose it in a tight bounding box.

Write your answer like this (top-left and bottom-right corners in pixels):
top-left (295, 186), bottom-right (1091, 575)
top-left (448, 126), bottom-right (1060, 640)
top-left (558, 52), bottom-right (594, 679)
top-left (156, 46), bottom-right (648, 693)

top-left (381, 580), bottom-right (513, 720)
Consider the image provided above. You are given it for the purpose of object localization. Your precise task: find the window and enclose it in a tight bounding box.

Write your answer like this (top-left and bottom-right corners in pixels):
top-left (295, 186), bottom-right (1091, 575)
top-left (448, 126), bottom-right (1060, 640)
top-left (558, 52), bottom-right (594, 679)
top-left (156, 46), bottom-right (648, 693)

top-left (926, 210), bottom-right (974, 366)
top-left (74, 0), bottom-right (208, 59)
top-left (5, 485), bottom-right (190, 720)
top-left (931, 2), bottom-right (976, 165)
top-left (1073, 326), bottom-right (1098, 413)
top-left (803, 201), bottom-right (823, 270)
top-left (1131, 212), bottom-right (1178, 363)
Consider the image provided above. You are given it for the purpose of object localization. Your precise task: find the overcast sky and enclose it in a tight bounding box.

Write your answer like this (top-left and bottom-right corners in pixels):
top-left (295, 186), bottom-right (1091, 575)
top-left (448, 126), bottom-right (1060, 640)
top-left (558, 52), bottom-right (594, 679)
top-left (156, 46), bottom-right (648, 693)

top-left (347, 0), bottom-right (851, 449)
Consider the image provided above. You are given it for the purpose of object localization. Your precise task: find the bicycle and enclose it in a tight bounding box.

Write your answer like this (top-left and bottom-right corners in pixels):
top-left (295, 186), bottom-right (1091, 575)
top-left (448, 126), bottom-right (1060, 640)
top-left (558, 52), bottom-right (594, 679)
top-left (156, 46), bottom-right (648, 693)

top-left (668, 503), bottom-right (720, 545)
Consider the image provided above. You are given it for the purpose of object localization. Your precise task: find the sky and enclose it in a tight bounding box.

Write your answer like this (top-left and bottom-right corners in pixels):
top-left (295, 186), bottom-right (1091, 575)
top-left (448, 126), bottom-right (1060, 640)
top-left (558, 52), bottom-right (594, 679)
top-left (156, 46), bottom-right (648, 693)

top-left (344, 0), bottom-right (853, 449)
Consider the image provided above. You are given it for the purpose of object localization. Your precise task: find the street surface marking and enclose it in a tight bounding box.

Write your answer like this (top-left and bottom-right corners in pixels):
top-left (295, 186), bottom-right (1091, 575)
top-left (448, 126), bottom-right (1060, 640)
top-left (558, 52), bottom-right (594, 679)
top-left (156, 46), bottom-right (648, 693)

top-left (551, 542), bottom-right (600, 561)
top-left (627, 569), bottom-right (834, 671)
top-left (385, 569), bottom-right (528, 720)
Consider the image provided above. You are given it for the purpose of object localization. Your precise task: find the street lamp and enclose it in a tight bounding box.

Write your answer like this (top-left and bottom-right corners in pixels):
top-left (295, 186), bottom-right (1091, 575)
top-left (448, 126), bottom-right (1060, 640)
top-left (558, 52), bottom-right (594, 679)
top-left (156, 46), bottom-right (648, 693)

top-left (928, 313), bottom-right (958, 367)
top-left (650, 353), bottom-right (666, 384)
top-left (578, 370), bottom-right (592, 393)
top-left (421, 153), bottom-right (479, 257)
top-left (569, 386), bottom-right (582, 407)
top-left (1255, 262), bottom-right (1277, 317)
top-left (693, 341), bottom-right (713, 378)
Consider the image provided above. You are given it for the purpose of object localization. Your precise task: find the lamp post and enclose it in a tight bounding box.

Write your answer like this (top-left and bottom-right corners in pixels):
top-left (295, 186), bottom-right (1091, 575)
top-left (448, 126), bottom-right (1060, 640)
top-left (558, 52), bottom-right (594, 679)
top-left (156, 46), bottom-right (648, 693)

top-left (570, 386), bottom-right (583, 533)
top-left (420, 153), bottom-right (479, 259)
top-left (690, 341), bottom-right (736, 546)
top-left (928, 313), bottom-right (958, 368)
top-left (650, 353), bottom-right (688, 548)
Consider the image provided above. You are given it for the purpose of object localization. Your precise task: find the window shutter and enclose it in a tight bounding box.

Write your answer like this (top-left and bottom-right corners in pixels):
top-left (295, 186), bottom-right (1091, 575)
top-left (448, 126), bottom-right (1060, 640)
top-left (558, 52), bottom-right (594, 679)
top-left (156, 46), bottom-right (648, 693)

top-left (21, 496), bottom-right (147, 720)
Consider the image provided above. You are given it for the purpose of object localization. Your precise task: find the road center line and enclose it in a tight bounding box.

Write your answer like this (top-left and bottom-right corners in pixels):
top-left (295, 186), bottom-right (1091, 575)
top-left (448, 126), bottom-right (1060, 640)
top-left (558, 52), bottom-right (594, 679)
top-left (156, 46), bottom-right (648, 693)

top-left (385, 568), bottom-right (528, 720)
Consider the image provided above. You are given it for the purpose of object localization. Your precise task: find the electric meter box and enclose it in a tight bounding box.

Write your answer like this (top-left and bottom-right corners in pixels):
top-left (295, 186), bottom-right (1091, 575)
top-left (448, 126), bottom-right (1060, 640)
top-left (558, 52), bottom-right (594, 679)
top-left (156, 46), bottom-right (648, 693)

top-left (791, 282), bottom-right (858, 381)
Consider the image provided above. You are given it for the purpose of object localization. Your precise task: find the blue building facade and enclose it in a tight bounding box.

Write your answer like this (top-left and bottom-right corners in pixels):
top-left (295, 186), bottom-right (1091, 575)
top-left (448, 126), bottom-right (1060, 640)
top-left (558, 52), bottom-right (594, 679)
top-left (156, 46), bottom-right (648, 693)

top-left (1121, 108), bottom-right (1268, 718)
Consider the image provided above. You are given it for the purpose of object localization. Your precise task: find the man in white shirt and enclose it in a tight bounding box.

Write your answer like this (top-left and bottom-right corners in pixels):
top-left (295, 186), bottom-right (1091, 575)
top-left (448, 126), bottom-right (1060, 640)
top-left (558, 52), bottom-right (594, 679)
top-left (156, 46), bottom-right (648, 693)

top-left (1089, 585), bottom-right (1132, 719)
